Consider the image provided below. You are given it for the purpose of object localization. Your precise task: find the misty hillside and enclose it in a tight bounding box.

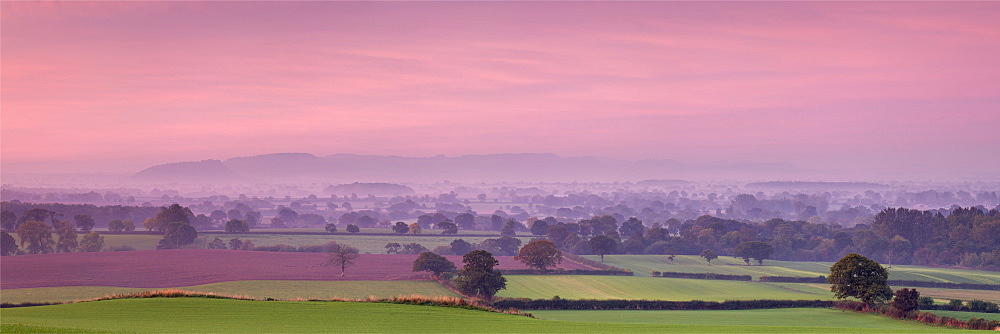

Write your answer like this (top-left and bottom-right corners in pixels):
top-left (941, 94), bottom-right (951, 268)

top-left (132, 153), bottom-right (809, 183)
top-left (133, 160), bottom-right (245, 182)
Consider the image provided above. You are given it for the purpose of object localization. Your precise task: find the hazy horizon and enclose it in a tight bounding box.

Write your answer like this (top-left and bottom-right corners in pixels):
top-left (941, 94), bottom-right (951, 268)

top-left (3, 2), bottom-right (999, 180)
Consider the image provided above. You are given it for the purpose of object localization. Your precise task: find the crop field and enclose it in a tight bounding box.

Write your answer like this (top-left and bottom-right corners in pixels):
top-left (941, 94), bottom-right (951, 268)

top-left (530, 308), bottom-right (942, 329)
top-left (0, 298), bottom-right (957, 333)
top-left (2, 250), bottom-right (578, 290)
top-left (590, 255), bottom-right (1000, 284)
top-left (497, 275), bottom-right (836, 301)
top-left (1, 280), bottom-right (459, 304)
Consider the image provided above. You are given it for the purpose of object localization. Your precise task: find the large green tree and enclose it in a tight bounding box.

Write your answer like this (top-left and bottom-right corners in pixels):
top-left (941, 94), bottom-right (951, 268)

top-left (589, 235), bottom-right (617, 262)
top-left (700, 249), bottom-right (718, 265)
top-left (412, 251), bottom-right (457, 276)
top-left (515, 240), bottom-right (562, 271)
top-left (454, 250), bottom-right (506, 301)
top-left (828, 253), bottom-right (893, 306)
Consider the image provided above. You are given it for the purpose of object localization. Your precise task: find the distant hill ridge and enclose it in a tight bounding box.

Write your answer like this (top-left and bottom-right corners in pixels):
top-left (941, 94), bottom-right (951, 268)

top-left (745, 181), bottom-right (888, 190)
top-left (133, 153), bottom-right (807, 183)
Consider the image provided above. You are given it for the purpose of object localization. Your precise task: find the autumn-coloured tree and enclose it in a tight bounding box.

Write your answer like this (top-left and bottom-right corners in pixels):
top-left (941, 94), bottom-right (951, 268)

top-left (515, 240), bottom-right (562, 271)
top-left (408, 223), bottom-right (422, 234)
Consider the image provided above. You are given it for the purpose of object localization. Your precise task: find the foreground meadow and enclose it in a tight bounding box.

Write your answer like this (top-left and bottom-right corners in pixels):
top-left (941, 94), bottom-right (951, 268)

top-left (498, 275), bottom-right (834, 300)
top-left (0, 298), bottom-right (963, 333)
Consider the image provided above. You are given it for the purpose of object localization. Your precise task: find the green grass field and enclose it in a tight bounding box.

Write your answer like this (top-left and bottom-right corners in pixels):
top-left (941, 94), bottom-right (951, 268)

top-left (1, 280), bottom-right (458, 304)
top-left (590, 255), bottom-right (1000, 284)
top-left (927, 310), bottom-right (1000, 321)
top-left (497, 275), bottom-right (835, 301)
top-left (0, 298), bottom-right (962, 333)
top-left (795, 284), bottom-right (1000, 303)
top-left (530, 308), bottom-right (944, 329)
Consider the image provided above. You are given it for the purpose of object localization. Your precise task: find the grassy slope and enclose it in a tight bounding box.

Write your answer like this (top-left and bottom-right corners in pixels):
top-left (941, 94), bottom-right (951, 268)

top-left (497, 275), bottom-right (835, 301)
top-left (531, 308), bottom-right (941, 329)
top-left (590, 255), bottom-right (1000, 284)
top-left (927, 310), bottom-right (1000, 321)
top-left (0, 298), bottom-right (960, 333)
top-left (1, 280), bottom-right (458, 304)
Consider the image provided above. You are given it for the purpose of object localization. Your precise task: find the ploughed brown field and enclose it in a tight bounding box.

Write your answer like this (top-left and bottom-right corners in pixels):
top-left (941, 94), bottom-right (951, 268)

top-left (1, 250), bottom-right (589, 289)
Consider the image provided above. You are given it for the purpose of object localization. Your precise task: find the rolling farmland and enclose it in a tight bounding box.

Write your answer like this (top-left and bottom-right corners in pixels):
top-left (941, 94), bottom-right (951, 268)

top-left (592, 255), bottom-right (1000, 284)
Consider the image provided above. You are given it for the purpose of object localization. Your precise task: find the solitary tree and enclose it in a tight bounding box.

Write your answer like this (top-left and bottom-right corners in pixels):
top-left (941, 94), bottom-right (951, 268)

top-left (700, 249), bottom-right (718, 265)
top-left (326, 243), bottom-right (360, 277)
top-left (392, 222), bottom-right (410, 234)
top-left (325, 223), bottom-right (337, 233)
top-left (589, 235), bottom-right (617, 262)
top-left (412, 251), bottom-right (457, 276)
top-left (16, 220), bottom-right (54, 254)
top-left (385, 242), bottom-right (401, 254)
top-left (734, 241), bottom-right (774, 266)
top-left (515, 240), bottom-right (562, 271)
top-left (828, 253), bottom-right (893, 306)
top-left (892, 288), bottom-right (920, 312)
top-left (79, 231), bottom-right (105, 252)
top-left (346, 224), bottom-right (360, 233)
top-left (454, 250), bottom-right (507, 301)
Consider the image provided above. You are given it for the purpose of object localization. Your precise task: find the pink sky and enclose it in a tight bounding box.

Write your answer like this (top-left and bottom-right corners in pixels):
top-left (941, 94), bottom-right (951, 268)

top-left (2, 1), bottom-right (999, 177)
